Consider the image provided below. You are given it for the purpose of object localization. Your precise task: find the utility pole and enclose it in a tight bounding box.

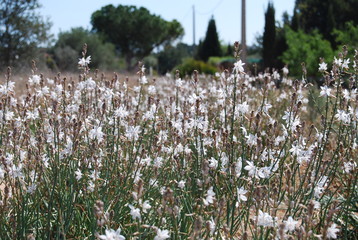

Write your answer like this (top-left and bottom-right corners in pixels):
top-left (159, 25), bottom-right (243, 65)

top-left (241, 0), bottom-right (247, 63)
top-left (193, 5), bottom-right (196, 46)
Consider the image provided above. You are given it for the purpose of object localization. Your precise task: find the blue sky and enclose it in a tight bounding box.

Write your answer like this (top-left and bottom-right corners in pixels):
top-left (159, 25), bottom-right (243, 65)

top-left (40, 0), bottom-right (295, 46)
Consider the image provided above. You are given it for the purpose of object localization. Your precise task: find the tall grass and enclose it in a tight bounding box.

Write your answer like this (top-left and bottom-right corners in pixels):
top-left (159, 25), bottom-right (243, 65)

top-left (0, 44), bottom-right (356, 239)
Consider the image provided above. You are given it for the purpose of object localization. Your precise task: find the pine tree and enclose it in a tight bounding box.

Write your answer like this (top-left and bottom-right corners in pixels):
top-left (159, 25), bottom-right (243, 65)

top-left (262, 2), bottom-right (276, 69)
top-left (197, 16), bottom-right (222, 62)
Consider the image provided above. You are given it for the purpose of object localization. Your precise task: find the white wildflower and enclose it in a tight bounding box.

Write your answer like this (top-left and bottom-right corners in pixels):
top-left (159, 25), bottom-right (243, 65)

top-left (335, 110), bottom-right (350, 124)
top-left (128, 204), bottom-right (141, 220)
top-left (319, 62), bottom-right (328, 72)
top-left (125, 126), bottom-right (141, 141)
top-left (320, 86), bottom-right (332, 97)
top-left (75, 169), bottom-right (83, 181)
top-left (237, 187), bottom-right (248, 203)
top-left (342, 58), bottom-right (350, 69)
top-left (114, 106), bottom-right (129, 119)
top-left (245, 133), bottom-right (257, 146)
top-left (289, 144), bottom-right (302, 157)
top-left (78, 56), bottom-right (91, 67)
top-left (334, 57), bottom-right (342, 67)
top-left (154, 228), bottom-right (170, 240)
top-left (284, 216), bottom-right (298, 232)
top-left (282, 66), bottom-right (289, 75)
top-left (235, 158), bottom-right (242, 177)
top-left (140, 75), bottom-right (147, 84)
top-left (236, 102), bottom-right (249, 115)
top-left (244, 161), bottom-right (257, 178)
top-left (175, 78), bottom-right (184, 87)
top-left (233, 60), bottom-right (245, 73)
top-left (0, 166), bottom-right (4, 179)
top-left (147, 85), bottom-right (156, 95)
top-left (89, 126), bottom-right (104, 143)
top-left (99, 228), bottom-right (125, 240)
top-left (26, 184), bottom-right (37, 194)
top-left (141, 200), bottom-right (151, 213)
top-left (208, 157), bottom-right (218, 169)
top-left (326, 223), bottom-right (339, 239)
top-left (28, 75), bottom-right (41, 85)
top-left (256, 210), bottom-right (276, 227)
top-left (178, 180), bottom-right (186, 189)
top-left (343, 161), bottom-right (356, 174)
top-left (273, 71), bottom-right (280, 80)
top-left (203, 186), bottom-right (215, 206)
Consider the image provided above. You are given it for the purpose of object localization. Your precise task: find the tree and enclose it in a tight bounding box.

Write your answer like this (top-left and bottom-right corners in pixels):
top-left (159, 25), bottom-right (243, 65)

top-left (291, 0), bottom-right (358, 48)
top-left (196, 17), bottom-right (222, 62)
top-left (226, 43), bottom-right (233, 57)
top-left (333, 21), bottom-right (358, 60)
top-left (52, 27), bottom-right (118, 71)
top-left (282, 27), bottom-right (333, 77)
top-left (91, 4), bottom-right (184, 71)
top-left (157, 43), bottom-right (195, 74)
top-left (262, 2), bottom-right (276, 69)
top-left (0, 0), bottom-right (52, 68)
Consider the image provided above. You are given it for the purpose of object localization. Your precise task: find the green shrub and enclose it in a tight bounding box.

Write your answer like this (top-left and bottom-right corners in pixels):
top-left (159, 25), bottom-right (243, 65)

top-left (282, 27), bottom-right (334, 77)
top-left (174, 58), bottom-right (217, 77)
top-left (52, 27), bottom-right (119, 71)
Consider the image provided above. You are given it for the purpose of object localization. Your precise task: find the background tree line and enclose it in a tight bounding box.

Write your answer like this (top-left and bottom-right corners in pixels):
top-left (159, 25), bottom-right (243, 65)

top-left (0, 0), bottom-right (357, 77)
top-left (262, 0), bottom-right (358, 77)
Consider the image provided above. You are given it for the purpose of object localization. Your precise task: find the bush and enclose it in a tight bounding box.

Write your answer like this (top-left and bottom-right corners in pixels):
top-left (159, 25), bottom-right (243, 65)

top-left (282, 27), bottom-right (334, 77)
top-left (156, 43), bottom-right (196, 75)
top-left (333, 21), bottom-right (358, 59)
top-left (174, 58), bottom-right (217, 77)
top-left (52, 27), bottom-right (119, 71)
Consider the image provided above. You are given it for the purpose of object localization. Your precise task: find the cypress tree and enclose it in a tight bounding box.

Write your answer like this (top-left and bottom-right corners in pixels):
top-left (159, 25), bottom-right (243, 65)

top-left (263, 2), bottom-right (276, 69)
top-left (198, 16), bottom-right (222, 62)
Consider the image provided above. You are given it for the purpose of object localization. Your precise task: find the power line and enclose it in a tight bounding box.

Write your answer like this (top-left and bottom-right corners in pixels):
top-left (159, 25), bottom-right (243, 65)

top-left (180, 6), bottom-right (192, 21)
top-left (196, 0), bottom-right (224, 15)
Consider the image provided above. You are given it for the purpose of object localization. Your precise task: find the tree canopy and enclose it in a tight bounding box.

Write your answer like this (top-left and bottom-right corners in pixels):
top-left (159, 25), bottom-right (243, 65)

top-left (196, 17), bottom-right (222, 62)
top-left (258, 0), bottom-right (358, 77)
top-left (0, 0), bottom-right (52, 69)
top-left (91, 4), bottom-right (184, 70)
top-left (291, 0), bottom-right (358, 47)
top-left (52, 27), bottom-right (118, 71)
top-left (262, 2), bottom-right (276, 69)
top-left (282, 27), bottom-right (334, 77)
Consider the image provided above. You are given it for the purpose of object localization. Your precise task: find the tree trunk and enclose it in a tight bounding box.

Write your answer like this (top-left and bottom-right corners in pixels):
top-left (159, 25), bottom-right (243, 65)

top-left (125, 54), bottom-right (133, 72)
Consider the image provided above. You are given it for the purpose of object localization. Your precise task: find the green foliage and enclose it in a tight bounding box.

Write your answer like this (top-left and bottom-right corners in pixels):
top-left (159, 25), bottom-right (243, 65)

top-left (263, 2), bottom-right (276, 69)
top-left (274, 24), bottom-right (288, 69)
top-left (0, 0), bottom-right (52, 69)
top-left (261, 2), bottom-right (287, 70)
top-left (225, 43), bottom-right (234, 57)
top-left (259, 0), bottom-right (357, 76)
top-left (157, 43), bottom-right (196, 74)
top-left (91, 4), bottom-right (184, 71)
top-left (52, 27), bottom-right (119, 71)
top-left (196, 17), bottom-right (222, 62)
top-left (282, 27), bottom-right (334, 77)
top-left (53, 45), bottom-right (78, 71)
top-left (333, 21), bottom-right (358, 58)
top-left (142, 55), bottom-right (158, 75)
top-left (208, 56), bottom-right (236, 71)
top-left (291, 0), bottom-right (358, 47)
top-left (174, 58), bottom-right (217, 77)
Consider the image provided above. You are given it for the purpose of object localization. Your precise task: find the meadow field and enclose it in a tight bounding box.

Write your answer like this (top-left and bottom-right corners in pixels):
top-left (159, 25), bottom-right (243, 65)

top-left (0, 44), bottom-right (356, 239)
